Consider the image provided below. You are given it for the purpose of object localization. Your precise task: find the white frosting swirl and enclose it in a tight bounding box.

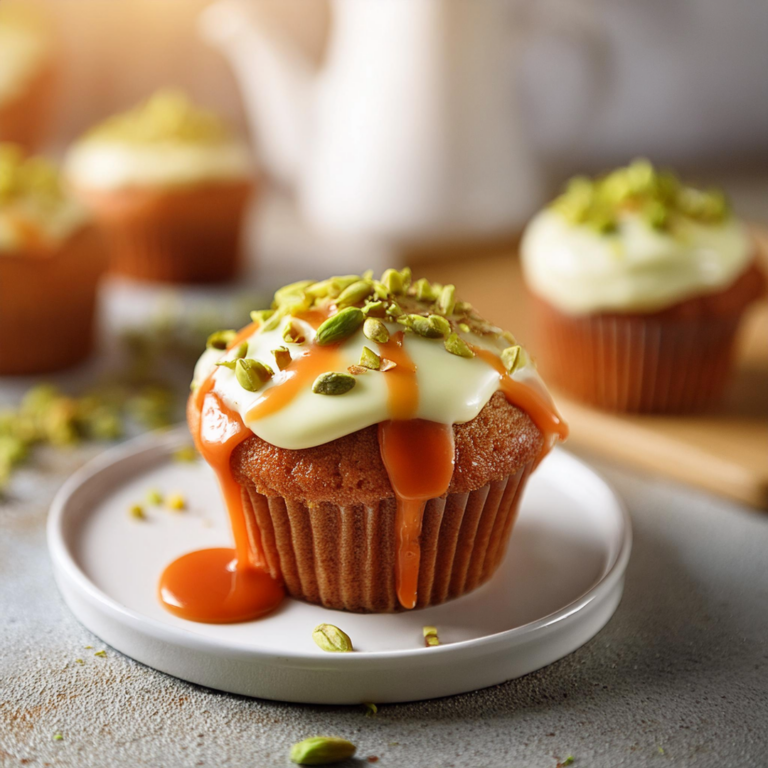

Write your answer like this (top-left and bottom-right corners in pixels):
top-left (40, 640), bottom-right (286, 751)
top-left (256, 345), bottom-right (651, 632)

top-left (0, 197), bottom-right (88, 253)
top-left (64, 140), bottom-right (253, 191)
top-left (193, 316), bottom-right (548, 451)
top-left (521, 209), bottom-right (752, 315)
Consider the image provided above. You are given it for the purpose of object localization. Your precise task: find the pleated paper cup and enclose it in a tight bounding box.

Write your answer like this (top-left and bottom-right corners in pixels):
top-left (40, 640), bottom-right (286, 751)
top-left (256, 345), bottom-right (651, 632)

top-left (0, 225), bottom-right (107, 375)
top-left (75, 180), bottom-right (253, 284)
top-left (530, 294), bottom-right (745, 414)
top-left (242, 463), bottom-right (534, 613)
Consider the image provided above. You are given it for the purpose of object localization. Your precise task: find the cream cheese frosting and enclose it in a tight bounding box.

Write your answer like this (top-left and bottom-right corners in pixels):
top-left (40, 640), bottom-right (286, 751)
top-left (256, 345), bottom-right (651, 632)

top-left (193, 314), bottom-right (546, 450)
top-left (64, 90), bottom-right (253, 191)
top-left (521, 160), bottom-right (753, 315)
top-left (521, 209), bottom-right (752, 315)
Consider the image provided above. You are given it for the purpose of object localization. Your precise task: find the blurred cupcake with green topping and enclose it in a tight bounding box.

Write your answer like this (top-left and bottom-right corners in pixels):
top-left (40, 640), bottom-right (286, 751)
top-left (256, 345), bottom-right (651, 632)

top-left (0, 3), bottom-right (56, 151)
top-left (521, 159), bottom-right (765, 413)
top-left (0, 144), bottom-right (106, 375)
top-left (65, 90), bottom-right (254, 284)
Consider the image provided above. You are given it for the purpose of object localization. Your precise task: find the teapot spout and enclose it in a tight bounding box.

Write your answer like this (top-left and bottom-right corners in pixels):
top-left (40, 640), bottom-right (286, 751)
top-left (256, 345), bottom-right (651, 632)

top-left (199, 0), bottom-right (317, 187)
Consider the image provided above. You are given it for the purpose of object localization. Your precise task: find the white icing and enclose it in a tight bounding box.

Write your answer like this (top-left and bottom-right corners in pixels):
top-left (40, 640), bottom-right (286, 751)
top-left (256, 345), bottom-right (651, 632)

top-left (64, 140), bottom-right (253, 191)
top-left (0, 22), bottom-right (48, 107)
top-left (520, 209), bottom-right (753, 315)
top-left (0, 197), bottom-right (89, 253)
top-left (193, 316), bottom-right (548, 450)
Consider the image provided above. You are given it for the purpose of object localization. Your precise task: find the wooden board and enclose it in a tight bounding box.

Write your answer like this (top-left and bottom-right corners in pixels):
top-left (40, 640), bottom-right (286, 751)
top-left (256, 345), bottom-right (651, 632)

top-left (407, 231), bottom-right (768, 510)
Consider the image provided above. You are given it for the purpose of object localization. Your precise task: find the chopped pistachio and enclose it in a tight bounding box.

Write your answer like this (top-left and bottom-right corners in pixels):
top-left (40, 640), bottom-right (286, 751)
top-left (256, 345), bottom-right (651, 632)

top-left (412, 278), bottom-right (436, 302)
top-left (347, 365), bottom-right (367, 376)
top-left (500, 330), bottom-right (517, 345)
top-left (423, 625), bottom-right (440, 647)
top-left (272, 346), bottom-right (292, 371)
top-left (166, 493), bottom-right (186, 511)
top-left (235, 358), bottom-right (274, 392)
top-left (283, 320), bottom-right (306, 345)
top-left (363, 317), bottom-right (390, 344)
top-left (454, 300), bottom-right (473, 314)
top-left (315, 307), bottom-right (365, 346)
top-left (362, 702), bottom-right (378, 717)
top-left (205, 330), bottom-right (236, 350)
top-left (444, 333), bottom-right (474, 358)
top-left (362, 300), bottom-right (386, 317)
top-left (273, 280), bottom-right (314, 307)
top-left (75, 659), bottom-right (84, 665)
top-left (428, 314), bottom-right (451, 337)
top-left (359, 346), bottom-right (381, 370)
top-left (312, 372), bottom-right (356, 396)
top-left (250, 309), bottom-right (274, 325)
top-left (262, 306), bottom-right (288, 332)
top-left (371, 281), bottom-right (389, 300)
top-left (380, 358), bottom-right (397, 372)
top-left (215, 360), bottom-right (237, 370)
top-left (459, 323), bottom-right (471, 333)
top-left (561, 757), bottom-right (575, 767)
top-left (398, 314), bottom-right (445, 339)
top-left (173, 446), bottom-right (198, 463)
top-left (381, 268), bottom-right (404, 295)
top-left (362, 269), bottom-right (374, 280)
top-left (436, 284), bottom-right (456, 316)
top-left (53, 733), bottom-right (63, 741)
top-left (336, 279), bottom-right (374, 308)
top-left (501, 345), bottom-right (523, 374)
top-left (290, 737), bottom-right (356, 766)
top-left (146, 489), bottom-right (163, 505)
top-left (94, 650), bottom-right (107, 658)
top-left (129, 504), bottom-right (145, 520)
top-left (385, 301), bottom-right (404, 317)
top-left (312, 623), bottom-right (354, 652)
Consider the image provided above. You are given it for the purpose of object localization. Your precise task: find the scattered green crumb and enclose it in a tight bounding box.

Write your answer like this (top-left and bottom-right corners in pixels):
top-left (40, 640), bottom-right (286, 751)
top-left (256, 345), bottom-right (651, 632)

top-left (173, 445), bottom-right (198, 463)
top-left (166, 493), bottom-right (186, 511)
top-left (129, 504), bottom-right (145, 520)
top-left (94, 650), bottom-right (107, 658)
top-left (388, 742), bottom-right (399, 747)
top-left (658, 747), bottom-right (665, 755)
top-left (75, 659), bottom-right (84, 665)
top-left (52, 734), bottom-right (63, 741)
top-left (146, 488), bottom-right (163, 505)
top-left (362, 702), bottom-right (378, 717)
top-left (560, 758), bottom-right (574, 767)
top-left (84, 645), bottom-right (92, 649)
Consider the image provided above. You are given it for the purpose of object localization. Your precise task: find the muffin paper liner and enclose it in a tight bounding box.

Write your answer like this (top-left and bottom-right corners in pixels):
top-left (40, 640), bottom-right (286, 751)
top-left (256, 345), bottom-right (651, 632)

top-left (242, 462), bottom-right (533, 613)
top-left (0, 225), bottom-right (107, 375)
top-left (532, 299), bottom-right (742, 414)
top-left (78, 181), bottom-right (253, 284)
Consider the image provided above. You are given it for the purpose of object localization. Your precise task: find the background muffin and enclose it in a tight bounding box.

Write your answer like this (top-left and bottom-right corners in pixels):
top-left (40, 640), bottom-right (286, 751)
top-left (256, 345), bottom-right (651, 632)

top-left (188, 270), bottom-right (566, 613)
top-left (65, 90), bottom-right (254, 284)
top-left (521, 159), bottom-right (766, 413)
top-left (0, 144), bottom-right (106, 375)
top-left (0, 4), bottom-right (56, 151)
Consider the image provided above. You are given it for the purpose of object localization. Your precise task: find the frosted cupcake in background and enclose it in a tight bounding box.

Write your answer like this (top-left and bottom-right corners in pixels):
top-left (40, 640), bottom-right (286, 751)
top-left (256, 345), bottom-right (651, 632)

top-left (0, 3), bottom-right (56, 151)
top-left (65, 90), bottom-right (254, 284)
top-left (521, 159), bottom-right (765, 413)
top-left (0, 144), bottom-right (106, 375)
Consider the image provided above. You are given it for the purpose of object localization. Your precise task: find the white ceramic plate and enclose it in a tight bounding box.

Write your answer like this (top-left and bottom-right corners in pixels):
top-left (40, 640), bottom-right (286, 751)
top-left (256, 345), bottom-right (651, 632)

top-left (48, 427), bottom-right (631, 704)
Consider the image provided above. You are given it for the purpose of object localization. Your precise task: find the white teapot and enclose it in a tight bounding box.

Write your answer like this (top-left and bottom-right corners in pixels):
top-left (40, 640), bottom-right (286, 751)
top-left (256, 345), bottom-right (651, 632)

top-left (201, 0), bottom-right (609, 241)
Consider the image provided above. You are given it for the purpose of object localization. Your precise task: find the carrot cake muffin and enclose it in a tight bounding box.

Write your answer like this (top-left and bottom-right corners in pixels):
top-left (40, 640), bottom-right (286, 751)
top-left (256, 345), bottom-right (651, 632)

top-left (159, 269), bottom-right (567, 621)
top-left (0, 144), bottom-right (106, 374)
top-left (521, 159), bottom-right (765, 413)
top-left (64, 90), bottom-right (254, 284)
top-left (0, 4), bottom-right (56, 151)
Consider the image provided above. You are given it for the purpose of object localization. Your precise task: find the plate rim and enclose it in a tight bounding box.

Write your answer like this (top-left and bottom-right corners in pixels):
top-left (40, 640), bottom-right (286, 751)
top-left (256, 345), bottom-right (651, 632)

top-left (48, 425), bottom-right (632, 666)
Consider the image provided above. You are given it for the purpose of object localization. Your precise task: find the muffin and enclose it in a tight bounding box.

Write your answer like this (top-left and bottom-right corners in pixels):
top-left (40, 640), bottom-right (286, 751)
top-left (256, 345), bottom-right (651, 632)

top-left (521, 160), bottom-right (766, 413)
top-left (0, 144), bottom-right (106, 375)
top-left (163, 270), bottom-right (567, 621)
top-left (65, 90), bottom-right (254, 284)
top-left (0, 4), bottom-right (56, 151)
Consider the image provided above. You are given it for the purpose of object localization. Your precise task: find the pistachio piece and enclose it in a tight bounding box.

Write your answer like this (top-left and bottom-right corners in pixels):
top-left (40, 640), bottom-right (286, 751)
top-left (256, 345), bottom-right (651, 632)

top-left (444, 332), bottom-right (474, 358)
top-left (412, 278), bottom-right (436, 302)
top-left (423, 625), bottom-right (440, 647)
top-left (380, 358), bottom-right (397, 372)
top-left (371, 280), bottom-right (389, 300)
top-left (274, 279), bottom-right (314, 307)
top-left (398, 314), bottom-right (445, 339)
top-left (233, 342), bottom-right (248, 360)
top-left (363, 317), bottom-right (390, 344)
top-left (215, 360), bottom-right (237, 370)
top-left (236, 358), bottom-right (274, 392)
top-left (129, 504), bottom-right (145, 520)
top-left (500, 330), bottom-right (517, 345)
top-left (283, 320), bottom-right (306, 345)
top-left (436, 284), bottom-right (456, 316)
top-left (359, 346), bottom-right (381, 370)
top-left (336, 279), bottom-right (374, 308)
top-left (458, 322), bottom-right (471, 333)
top-left (386, 301), bottom-right (404, 317)
top-left (146, 488), bottom-right (163, 505)
top-left (312, 372), bottom-right (356, 396)
top-left (362, 299), bottom-right (386, 317)
top-left (250, 309), bottom-right (273, 325)
top-left (428, 314), bottom-right (451, 337)
top-left (262, 307), bottom-right (288, 331)
top-left (312, 623), bottom-right (354, 652)
top-left (290, 737), bottom-right (356, 766)
top-left (501, 345), bottom-right (523, 374)
top-left (455, 300), bottom-right (473, 314)
top-left (315, 307), bottom-right (365, 346)
top-left (166, 493), bottom-right (186, 511)
top-left (347, 365), bottom-right (367, 376)
top-left (381, 267), bottom-right (404, 295)
top-left (272, 346), bottom-right (292, 371)
top-left (205, 330), bottom-right (236, 350)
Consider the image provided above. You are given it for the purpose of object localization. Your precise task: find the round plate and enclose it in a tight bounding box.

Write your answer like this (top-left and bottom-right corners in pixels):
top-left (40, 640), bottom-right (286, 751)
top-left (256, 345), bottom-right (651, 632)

top-left (48, 427), bottom-right (631, 704)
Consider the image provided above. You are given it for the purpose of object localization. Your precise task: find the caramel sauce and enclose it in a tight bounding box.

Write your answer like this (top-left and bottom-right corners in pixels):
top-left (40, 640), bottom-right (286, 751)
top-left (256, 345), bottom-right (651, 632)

top-left (376, 331), bottom-right (419, 420)
top-left (158, 373), bottom-right (284, 623)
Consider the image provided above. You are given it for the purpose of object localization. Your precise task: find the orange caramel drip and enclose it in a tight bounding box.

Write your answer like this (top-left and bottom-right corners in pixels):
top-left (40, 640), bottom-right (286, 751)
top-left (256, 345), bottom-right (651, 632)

top-left (471, 346), bottom-right (569, 464)
top-left (245, 345), bottom-right (344, 421)
top-left (159, 372), bottom-right (284, 623)
top-left (378, 420), bottom-right (455, 610)
top-left (377, 331), bottom-right (419, 420)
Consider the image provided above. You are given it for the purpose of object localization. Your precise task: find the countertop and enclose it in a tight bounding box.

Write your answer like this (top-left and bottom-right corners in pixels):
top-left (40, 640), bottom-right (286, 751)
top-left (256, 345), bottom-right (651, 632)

top-left (2, 175), bottom-right (768, 767)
